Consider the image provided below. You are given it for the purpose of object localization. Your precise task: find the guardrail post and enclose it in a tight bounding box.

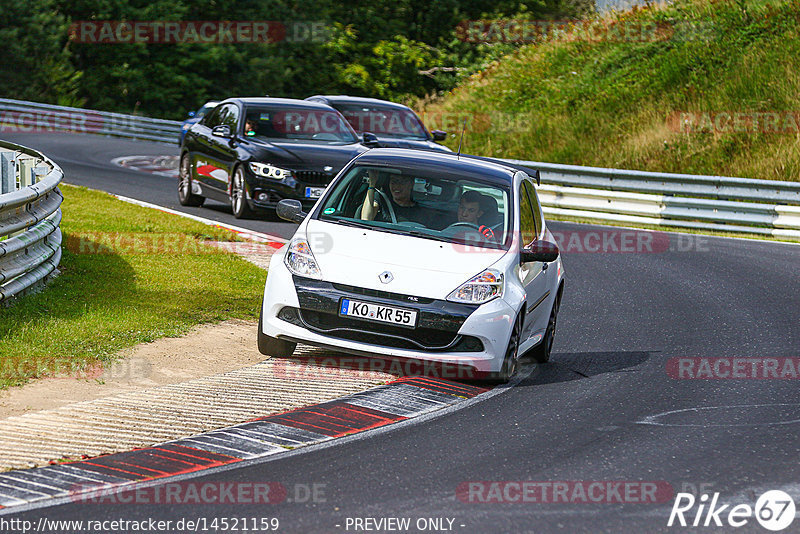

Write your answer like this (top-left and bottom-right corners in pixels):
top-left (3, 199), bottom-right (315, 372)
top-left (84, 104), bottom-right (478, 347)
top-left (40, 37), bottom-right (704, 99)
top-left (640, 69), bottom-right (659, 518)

top-left (17, 155), bottom-right (36, 189)
top-left (0, 150), bottom-right (14, 193)
top-left (33, 165), bottom-right (49, 184)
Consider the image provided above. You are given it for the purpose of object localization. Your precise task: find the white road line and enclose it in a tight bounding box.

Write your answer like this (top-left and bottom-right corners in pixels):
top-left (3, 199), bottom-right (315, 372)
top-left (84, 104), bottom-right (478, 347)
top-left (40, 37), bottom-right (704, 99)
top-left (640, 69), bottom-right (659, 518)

top-left (112, 194), bottom-right (288, 244)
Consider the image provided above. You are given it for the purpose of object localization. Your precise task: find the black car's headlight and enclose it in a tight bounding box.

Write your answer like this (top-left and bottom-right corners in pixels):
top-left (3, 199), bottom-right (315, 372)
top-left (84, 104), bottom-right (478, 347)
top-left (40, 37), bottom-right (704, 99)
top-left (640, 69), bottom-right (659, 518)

top-left (249, 162), bottom-right (292, 180)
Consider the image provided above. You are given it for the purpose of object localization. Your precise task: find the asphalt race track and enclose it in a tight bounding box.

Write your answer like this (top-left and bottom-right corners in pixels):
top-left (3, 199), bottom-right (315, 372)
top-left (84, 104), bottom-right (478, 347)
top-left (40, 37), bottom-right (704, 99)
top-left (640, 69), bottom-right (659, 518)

top-left (3, 133), bottom-right (800, 532)
top-left (3, 132), bottom-right (298, 239)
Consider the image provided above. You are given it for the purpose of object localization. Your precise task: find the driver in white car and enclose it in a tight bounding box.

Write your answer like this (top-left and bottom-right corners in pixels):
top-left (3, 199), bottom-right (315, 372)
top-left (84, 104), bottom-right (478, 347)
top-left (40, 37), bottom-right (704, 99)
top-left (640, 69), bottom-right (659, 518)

top-left (361, 171), bottom-right (432, 226)
top-left (458, 190), bottom-right (495, 240)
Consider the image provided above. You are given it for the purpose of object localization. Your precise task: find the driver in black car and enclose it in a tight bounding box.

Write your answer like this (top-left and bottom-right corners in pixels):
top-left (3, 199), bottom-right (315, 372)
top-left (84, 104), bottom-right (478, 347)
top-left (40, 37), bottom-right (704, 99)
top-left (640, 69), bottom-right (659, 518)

top-left (361, 171), bottom-right (432, 226)
top-left (458, 190), bottom-right (495, 240)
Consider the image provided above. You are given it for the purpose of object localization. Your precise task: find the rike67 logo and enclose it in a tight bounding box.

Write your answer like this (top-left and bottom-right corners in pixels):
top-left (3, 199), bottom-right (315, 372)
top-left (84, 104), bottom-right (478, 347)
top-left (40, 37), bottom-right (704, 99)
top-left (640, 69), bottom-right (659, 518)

top-left (668, 490), bottom-right (796, 531)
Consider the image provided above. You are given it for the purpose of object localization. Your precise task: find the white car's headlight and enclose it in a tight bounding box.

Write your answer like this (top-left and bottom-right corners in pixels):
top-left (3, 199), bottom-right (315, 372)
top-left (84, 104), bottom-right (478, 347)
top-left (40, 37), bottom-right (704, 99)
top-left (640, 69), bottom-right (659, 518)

top-left (284, 238), bottom-right (321, 279)
top-left (447, 269), bottom-right (503, 304)
top-left (250, 162), bottom-right (292, 180)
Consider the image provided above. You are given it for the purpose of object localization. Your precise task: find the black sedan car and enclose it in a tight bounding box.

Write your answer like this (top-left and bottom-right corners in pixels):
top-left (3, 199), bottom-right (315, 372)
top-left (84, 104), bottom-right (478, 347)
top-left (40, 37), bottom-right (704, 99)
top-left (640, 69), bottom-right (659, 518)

top-left (305, 95), bottom-right (451, 153)
top-left (179, 97), bottom-right (369, 218)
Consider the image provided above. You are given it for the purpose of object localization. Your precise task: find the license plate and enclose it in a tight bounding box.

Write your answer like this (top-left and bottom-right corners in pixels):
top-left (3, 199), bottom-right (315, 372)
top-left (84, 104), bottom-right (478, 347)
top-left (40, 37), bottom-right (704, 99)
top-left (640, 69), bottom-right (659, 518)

top-left (305, 187), bottom-right (325, 198)
top-left (339, 298), bottom-right (417, 328)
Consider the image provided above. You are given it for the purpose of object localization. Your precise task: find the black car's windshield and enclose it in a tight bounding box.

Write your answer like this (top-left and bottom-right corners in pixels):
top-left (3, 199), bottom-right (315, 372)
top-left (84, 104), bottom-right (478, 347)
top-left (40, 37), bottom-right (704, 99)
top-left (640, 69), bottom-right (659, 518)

top-left (316, 164), bottom-right (511, 249)
top-left (194, 103), bottom-right (217, 120)
top-left (243, 105), bottom-right (358, 144)
top-left (331, 103), bottom-right (429, 140)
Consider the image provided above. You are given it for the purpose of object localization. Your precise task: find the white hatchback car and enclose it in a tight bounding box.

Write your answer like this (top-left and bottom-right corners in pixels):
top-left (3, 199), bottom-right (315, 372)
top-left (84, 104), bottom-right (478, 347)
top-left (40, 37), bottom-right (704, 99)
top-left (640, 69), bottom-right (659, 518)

top-left (258, 149), bottom-right (564, 382)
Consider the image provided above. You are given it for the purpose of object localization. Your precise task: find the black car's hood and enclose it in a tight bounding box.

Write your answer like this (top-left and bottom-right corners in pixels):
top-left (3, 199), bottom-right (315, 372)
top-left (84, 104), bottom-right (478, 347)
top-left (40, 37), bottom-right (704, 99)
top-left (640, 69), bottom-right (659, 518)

top-left (244, 138), bottom-right (367, 170)
top-left (374, 137), bottom-right (452, 153)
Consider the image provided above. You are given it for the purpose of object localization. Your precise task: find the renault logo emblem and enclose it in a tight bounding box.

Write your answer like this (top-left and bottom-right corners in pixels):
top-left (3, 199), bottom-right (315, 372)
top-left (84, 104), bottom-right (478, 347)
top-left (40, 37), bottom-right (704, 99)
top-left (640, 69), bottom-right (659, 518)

top-left (379, 271), bottom-right (393, 284)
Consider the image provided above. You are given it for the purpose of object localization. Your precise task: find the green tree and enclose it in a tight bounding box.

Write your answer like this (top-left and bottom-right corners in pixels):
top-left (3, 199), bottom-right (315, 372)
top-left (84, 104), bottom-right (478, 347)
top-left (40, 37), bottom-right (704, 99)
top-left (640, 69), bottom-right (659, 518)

top-left (0, 0), bottom-right (83, 105)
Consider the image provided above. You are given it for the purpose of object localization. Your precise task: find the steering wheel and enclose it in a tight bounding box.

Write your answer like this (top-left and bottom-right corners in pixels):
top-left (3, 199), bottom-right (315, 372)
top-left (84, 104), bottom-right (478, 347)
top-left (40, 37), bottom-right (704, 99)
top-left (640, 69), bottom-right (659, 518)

top-left (443, 221), bottom-right (494, 242)
top-left (373, 189), bottom-right (398, 224)
top-left (445, 222), bottom-right (481, 231)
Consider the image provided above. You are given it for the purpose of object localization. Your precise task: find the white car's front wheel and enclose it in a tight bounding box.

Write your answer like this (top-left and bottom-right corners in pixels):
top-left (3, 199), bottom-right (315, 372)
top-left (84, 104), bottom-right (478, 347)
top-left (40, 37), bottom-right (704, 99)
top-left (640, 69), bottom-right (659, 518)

top-left (485, 313), bottom-right (521, 383)
top-left (258, 307), bottom-right (296, 358)
top-left (531, 288), bottom-right (561, 364)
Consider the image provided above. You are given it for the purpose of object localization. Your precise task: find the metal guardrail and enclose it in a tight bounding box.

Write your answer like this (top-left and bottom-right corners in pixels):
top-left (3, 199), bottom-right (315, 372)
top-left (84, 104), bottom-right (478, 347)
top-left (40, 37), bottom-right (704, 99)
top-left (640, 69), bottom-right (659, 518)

top-left (0, 98), bottom-right (182, 144)
top-left (0, 140), bottom-right (64, 304)
top-left (505, 159), bottom-right (800, 239)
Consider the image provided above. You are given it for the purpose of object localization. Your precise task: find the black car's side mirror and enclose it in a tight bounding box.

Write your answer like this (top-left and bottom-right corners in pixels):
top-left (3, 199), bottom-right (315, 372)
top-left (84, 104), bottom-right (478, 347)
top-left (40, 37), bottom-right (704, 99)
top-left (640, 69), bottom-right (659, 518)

top-left (431, 130), bottom-right (447, 141)
top-left (362, 132), bottom-right (381, 147)
top-left (212, 125), bottom-right (232, 138)
top-left (520, 240), bottom-right (559, 264)
top-left (276, 199), bottom-right (306, 223)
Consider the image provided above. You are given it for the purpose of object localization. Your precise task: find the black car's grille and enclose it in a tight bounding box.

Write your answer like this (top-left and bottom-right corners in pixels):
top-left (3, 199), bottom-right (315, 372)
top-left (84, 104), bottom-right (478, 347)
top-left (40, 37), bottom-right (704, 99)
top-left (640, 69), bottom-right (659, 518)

top-left (294, 171), bottom-right (331, 186)
top-left (292, 308), bottom-right (482, 352)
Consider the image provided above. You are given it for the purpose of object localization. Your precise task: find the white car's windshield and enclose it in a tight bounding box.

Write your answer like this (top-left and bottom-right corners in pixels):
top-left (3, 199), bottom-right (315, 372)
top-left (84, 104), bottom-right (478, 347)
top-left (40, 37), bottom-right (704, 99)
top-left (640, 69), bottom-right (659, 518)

top-left (316, 165), bottom-right (511, 249)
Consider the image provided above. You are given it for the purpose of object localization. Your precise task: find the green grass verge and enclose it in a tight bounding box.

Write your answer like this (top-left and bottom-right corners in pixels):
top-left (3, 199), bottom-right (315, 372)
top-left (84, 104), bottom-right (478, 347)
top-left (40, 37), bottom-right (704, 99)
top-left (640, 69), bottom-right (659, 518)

top-left (0, 184), bottom-right (267, 389)
top-left (421, 0), bottom-right (800, 181)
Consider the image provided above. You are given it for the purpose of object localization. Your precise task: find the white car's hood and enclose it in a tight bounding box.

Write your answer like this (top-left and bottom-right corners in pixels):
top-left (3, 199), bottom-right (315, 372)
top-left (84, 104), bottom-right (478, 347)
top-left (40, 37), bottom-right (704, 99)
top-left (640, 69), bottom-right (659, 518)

top-left (304, 219), bottom-right (508, 300)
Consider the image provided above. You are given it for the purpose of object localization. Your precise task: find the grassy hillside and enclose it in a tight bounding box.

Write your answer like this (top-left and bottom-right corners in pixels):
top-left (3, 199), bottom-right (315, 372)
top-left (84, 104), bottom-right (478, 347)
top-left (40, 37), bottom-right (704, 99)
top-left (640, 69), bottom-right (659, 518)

top-left (422, 0), bottom-right (800, 181)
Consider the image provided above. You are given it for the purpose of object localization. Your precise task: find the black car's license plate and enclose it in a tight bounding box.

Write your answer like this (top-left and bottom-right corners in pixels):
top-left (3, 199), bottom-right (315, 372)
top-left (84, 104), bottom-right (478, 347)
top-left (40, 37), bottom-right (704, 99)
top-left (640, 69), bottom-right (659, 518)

top-left (305, 186), bottom-right (325, 198)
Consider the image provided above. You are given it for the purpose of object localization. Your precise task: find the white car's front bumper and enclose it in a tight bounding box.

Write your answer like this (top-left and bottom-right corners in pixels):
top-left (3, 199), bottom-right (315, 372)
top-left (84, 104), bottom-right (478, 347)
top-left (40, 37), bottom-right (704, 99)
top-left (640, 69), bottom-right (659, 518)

top-left (261, 251), bottom-right (517, 375)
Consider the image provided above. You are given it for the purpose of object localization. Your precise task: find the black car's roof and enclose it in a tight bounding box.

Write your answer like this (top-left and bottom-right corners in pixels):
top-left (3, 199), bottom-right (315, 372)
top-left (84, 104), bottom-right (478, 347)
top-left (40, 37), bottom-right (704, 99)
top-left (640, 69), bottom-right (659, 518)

top-left (352, 148), bottom-right (524, 186)
top-left (222, 97), bottom-right (338, 110)
top-left (306, 95), bottom-right (413, 111)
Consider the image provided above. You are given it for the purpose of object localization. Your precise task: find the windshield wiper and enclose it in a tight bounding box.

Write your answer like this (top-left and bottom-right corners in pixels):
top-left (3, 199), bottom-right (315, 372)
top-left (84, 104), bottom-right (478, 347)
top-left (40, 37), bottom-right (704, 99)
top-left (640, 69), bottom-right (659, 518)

top-left (406, 230), bottom-right (452, 243)
top-left (334, 218), bottom-right (375, 230)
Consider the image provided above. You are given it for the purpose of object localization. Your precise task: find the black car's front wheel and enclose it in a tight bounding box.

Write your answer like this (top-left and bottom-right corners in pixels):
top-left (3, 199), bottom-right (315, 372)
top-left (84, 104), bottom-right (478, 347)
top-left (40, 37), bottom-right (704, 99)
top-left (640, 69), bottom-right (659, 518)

top-left (178, 154), bottom-right (205, 207)
top-left (231, 166), bottom-right (255, 219)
